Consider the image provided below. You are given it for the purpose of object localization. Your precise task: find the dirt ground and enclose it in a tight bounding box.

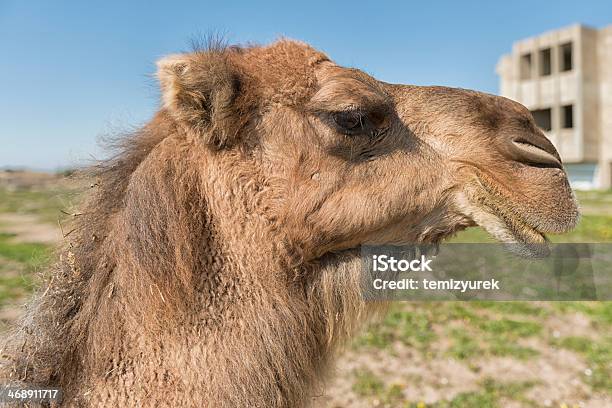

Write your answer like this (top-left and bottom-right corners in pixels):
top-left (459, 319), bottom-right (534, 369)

top-left (315, 311), bottom-right (611, 407)
top-left (0, 212), bottom-right (61, 331)
top-left (0, 213), bottom-right (62, 244)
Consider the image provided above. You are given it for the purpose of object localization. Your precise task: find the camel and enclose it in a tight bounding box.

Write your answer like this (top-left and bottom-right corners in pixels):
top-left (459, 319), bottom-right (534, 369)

top-left (0, 39), bottom-right (579, 407)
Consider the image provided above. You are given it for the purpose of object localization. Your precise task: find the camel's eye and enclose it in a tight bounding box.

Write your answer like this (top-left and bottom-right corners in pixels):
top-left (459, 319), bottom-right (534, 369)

top-left (332, 111), bottom-right (364, 134)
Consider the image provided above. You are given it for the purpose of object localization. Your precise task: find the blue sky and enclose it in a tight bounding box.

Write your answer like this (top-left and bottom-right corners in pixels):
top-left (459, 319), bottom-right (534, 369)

top-left (1, 1), bottom-right (611, 169)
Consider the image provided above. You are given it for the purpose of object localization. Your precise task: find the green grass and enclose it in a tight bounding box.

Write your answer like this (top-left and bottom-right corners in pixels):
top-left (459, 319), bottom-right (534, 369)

top-left (0, 267), bottom-right (35, 303)
top-left (352, 369), bottom-right (411, 406)
top-left (478, 318), bottom-right (541, 339)
top-left (555, 214), bottom-right (612, 242)
top-left (470, 301), bottom-right (547, 317)
top-left (355, 376), bottom-right (540, 408)
top-left (354, 303), bottom-right (491, 352)
top-left (451, 213), bottom-right (612, 243)
top-left (0, 185), bottom-right (69, 304)
top-left (447, 328), bottom-right (483, 360)
top-left (355, 306), bottom-right (438, 351)
top-left (575, 190), bottom-right (612, 215)
top-left (355, 302), bottom-right (544, 361)
top-left (443, 378), bottom-right (538, 408)
top-left (486, 339), bottom-right (539, 360)
top-left (0, 233), bottom-right (50, 268)
top-left (552, 301), bottom-right (612, 325)
top-left (352, 369), bottom-right (385, 397)
top-left (0, 233), bottom-right (50, 303)
top-left (447, 323), bottom-right (540, 361)
top-left (0, 186), bottom-right (78, 224)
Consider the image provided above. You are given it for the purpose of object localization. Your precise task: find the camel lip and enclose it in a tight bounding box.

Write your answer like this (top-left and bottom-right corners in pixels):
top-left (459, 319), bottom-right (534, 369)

top-left (456, 186), bottom-right (552, 258)
top-left (472, 196), bottom-right (552, 258)
top-left (494, 211), bottom-right (551, 258)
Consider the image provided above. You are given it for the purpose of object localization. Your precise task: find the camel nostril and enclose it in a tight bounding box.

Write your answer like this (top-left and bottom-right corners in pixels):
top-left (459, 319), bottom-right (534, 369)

top-left (511, 140), bottom-right (563, 169)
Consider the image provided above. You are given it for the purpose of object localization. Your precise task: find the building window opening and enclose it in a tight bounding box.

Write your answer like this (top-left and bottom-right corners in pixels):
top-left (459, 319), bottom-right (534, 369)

top-left (562, 104), bottom-right (574, 129)
top-left (531, 108), bottom-right (552, 131)
top-left (520, 53), bottom-right (532, 79)
top-left (560, 42), bottom-right (573, 72)
top-left (539, 48), bottom-right (552, 76)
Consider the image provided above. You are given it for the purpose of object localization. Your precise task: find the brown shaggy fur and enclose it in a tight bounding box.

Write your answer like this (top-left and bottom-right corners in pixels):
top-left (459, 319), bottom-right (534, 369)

top-left (0, 40), bottom-right (578, 407)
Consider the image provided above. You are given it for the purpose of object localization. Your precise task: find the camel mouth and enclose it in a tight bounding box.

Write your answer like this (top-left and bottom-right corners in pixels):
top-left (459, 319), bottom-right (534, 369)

top-left (483, 204), bottom-right (551, 258)
top-left (466, 203), bottom-right (551, 258)
top-left (452, 160), bottom-right (580, 258)
top-left (456, 184), bottom-right (552, 258)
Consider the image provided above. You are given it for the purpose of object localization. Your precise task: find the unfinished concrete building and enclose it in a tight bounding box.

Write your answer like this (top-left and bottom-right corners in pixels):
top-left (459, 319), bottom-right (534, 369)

top-left (497, 24), bottom-right (612, 189)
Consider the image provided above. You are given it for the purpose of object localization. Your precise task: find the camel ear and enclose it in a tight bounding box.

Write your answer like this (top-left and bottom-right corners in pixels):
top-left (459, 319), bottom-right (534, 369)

top-left (156, 52), bottom-right (243, 148)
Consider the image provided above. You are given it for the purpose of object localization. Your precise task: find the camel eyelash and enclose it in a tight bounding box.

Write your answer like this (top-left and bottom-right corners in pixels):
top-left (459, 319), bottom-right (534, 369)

top-left (330, 109), bottom-right (374, 136)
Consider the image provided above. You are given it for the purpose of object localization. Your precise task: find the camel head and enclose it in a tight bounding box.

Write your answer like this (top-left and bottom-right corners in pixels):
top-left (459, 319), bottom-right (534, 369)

top-left (0, 39), bottom-right (583, 408)
top-left (156, 40), bottom-right (579, 261)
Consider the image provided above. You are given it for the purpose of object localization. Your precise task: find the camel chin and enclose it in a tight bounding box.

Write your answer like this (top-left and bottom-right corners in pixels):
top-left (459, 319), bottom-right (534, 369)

top-left (473, 205), bottom-right (550, 258)
top-left (455, 189), bottom-right (551, 258)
